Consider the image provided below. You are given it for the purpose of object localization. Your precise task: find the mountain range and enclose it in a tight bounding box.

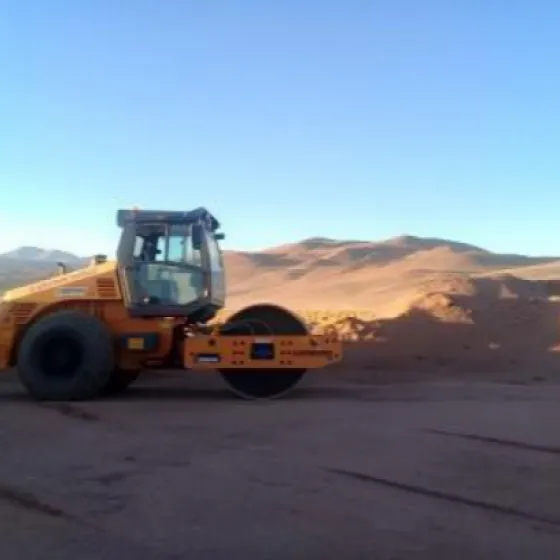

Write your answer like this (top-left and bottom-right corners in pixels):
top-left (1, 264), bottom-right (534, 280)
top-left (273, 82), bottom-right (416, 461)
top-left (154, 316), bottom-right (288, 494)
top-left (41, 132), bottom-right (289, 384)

top-left (1, 236), bottom-right (560, 312)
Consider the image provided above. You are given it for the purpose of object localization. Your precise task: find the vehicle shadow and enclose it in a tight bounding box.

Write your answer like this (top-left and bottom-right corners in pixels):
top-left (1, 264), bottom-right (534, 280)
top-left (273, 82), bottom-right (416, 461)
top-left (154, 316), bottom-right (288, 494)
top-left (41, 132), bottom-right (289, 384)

top-left (323, 292), bottom-right (560, 385)
top-left (0, 371), bottom-right (367, 404)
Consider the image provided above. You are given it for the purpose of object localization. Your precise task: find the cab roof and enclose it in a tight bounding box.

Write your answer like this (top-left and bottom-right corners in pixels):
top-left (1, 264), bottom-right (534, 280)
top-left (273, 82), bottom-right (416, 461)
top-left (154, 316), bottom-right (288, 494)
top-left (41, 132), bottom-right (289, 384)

top-left (116, 207), bottom-right (220, 231)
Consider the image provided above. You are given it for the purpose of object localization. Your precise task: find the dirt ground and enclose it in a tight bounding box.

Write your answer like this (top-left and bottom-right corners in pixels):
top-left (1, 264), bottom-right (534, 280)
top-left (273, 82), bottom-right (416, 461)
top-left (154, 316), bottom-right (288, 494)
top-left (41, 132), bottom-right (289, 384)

top-left (1, 369), bottom-right (560, 560)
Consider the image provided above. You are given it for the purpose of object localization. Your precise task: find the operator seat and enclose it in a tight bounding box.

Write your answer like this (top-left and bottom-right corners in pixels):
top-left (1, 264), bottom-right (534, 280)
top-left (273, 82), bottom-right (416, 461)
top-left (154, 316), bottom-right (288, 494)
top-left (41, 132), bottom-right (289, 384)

top-left (145, 278), bottom-right (179, 304)
top-left (133, 261), bottom-right (179, 305)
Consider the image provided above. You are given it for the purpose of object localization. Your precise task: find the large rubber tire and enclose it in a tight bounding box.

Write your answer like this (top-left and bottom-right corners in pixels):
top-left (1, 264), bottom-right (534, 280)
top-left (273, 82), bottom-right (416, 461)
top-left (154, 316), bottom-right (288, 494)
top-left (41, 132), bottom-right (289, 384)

top-left (17, 310), bottom-right (114, 401)
top-left (102, 369), bottom-right (141, 396)
top-left (219, 304), bottom-right (307, 399)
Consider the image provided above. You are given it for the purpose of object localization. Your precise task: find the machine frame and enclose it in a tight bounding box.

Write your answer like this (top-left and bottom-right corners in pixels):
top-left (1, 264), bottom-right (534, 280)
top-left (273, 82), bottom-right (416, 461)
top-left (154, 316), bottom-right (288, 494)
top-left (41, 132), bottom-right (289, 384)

top-left (0, 207), bottom-right (342, 401)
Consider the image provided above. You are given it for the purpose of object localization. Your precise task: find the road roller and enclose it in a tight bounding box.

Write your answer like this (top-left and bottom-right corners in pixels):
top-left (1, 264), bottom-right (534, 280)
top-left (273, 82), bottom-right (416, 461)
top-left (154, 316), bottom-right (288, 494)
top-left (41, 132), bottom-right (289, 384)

top-left (0, 207), bottom-right (342, 401)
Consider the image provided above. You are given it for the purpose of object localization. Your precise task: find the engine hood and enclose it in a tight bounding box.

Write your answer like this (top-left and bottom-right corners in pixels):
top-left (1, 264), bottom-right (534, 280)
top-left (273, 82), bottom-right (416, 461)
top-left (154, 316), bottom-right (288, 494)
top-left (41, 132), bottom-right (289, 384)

top-left (1, 261), bottom-right (120, 303)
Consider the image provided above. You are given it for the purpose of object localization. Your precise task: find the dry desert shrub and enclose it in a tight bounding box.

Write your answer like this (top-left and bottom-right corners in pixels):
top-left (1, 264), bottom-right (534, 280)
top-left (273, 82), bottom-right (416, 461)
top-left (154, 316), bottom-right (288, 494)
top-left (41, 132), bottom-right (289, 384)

top-left (297, 309), bottom-right (379, 340)
top-left (210, 307), bottom-right (379, 341)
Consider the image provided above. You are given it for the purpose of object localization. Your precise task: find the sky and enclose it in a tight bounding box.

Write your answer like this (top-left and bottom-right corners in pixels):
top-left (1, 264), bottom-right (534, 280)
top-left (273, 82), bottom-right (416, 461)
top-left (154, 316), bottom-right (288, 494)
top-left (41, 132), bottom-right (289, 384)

top-left (0, 0), bottom-right (559, 257)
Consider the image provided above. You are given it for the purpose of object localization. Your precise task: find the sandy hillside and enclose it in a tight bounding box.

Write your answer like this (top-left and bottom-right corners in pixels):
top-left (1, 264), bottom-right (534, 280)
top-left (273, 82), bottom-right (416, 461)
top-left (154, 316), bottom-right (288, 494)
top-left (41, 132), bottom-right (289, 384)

top-left (224, 235), bottom-right (559, 311)
top-left (222, 237), bottom-right (560, 377)
top-left (218, 274), bottom-right (556, 380)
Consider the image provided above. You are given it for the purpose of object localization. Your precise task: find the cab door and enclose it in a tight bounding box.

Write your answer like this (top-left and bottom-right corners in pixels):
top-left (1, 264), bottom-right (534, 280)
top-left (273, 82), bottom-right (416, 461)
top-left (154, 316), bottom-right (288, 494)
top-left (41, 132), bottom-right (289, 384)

top-left (205, 232), bottom-right (226, 305)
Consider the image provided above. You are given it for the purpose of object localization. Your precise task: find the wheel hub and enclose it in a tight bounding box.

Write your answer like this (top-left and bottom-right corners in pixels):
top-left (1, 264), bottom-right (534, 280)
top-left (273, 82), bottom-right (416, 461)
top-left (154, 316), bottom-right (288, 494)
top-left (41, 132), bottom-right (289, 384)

top-left (38, 334), bottom-right (84, 378)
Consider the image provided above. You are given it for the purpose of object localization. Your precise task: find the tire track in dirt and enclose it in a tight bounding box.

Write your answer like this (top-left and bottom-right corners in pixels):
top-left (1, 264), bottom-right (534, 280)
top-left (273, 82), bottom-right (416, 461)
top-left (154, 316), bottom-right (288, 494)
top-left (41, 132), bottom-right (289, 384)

top-left (426, 428), bottom-right (560, 455)
top-left (323, 467), bottom-right (560, 527)
top-left (0, 483), bottom-right (75, 520)
top-left (41, 403), bottom-right (99, 422)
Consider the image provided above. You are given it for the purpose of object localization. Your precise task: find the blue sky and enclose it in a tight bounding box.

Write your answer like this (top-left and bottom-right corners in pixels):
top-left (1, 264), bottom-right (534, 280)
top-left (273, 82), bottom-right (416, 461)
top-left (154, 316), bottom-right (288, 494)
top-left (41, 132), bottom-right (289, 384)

top-left (0, 0), bottom-right (559, 257)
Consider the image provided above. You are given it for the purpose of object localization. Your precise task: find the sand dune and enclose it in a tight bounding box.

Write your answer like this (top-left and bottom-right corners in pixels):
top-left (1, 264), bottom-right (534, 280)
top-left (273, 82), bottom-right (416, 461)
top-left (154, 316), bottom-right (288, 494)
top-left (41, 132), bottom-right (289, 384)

top-left (218, 237), bottom-right (560, 378)
top-left (217, 273), bottom-right (560, 379)
top-left (224, 235), bottom-right (557, 310)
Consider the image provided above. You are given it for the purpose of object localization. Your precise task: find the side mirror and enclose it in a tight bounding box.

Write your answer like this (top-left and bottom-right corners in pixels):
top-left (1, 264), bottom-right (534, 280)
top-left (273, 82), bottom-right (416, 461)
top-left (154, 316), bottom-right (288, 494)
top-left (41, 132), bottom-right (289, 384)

top-left (215, 232), bottom-right (225, 241)
top-left (192, 224), bottom-right (203, 250)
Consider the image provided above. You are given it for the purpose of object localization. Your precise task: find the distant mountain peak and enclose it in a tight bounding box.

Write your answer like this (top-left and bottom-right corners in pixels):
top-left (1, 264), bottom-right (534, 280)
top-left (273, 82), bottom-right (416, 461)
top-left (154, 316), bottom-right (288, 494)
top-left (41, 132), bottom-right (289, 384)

top-left (0, 246), bottom-right (83, 262)
top-left (298, 236), bottom-right (371, 248)
top-left (382, 234), bottom-right (488, 253)
top-left (387, 234), bottom-right (419, 244)
top-left (299, 237), bottom-right (338, 247)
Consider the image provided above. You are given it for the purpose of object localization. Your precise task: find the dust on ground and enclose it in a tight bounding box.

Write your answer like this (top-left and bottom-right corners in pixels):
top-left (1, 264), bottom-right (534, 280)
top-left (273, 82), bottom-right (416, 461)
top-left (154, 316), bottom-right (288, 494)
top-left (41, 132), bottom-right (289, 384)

top-left (296, 274), bottom-right (560, 381)
top-left (2, 274), bottom-right (560, 557)
top-left (1, 371), bottom-right (560, 559)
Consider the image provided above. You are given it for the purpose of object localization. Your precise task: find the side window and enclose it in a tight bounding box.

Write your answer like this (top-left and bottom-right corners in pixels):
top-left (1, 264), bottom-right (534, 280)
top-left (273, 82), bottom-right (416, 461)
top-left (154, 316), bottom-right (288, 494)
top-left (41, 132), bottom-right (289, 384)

top-left (207, 236), bottom-right (223, 270)
top-left (185, 241), bottom-right (202, 266)
top-left (150, 233), bottom-right (188, 263)
top-left (133, 236), bottom-right (143, 258)
top-left (168, 235), bottom-right (185, 261)
top-left (155, 237), bottom-right (166, 261)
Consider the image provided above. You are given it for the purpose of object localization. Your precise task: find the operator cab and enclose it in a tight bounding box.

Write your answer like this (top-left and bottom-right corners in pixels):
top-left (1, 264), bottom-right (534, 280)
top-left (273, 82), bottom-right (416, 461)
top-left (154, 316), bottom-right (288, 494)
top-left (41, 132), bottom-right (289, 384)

top-left (116, 207), bottom-right (226, 322)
